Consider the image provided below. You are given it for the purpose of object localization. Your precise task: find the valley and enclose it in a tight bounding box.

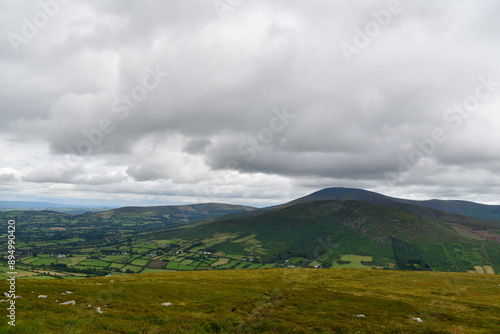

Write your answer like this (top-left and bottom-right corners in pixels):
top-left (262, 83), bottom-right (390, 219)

top-left (1, 188), bottom-right (499, 279)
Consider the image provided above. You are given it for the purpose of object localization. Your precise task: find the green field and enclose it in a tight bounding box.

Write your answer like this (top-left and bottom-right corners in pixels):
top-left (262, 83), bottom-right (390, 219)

top-left (166, 261), bottom-right (180, 270)
top-left (130, 258), bottom-right (150, 266)
top-left (78, 259), bottom-right (110, 268)
top-left (332, 255), bottom-right (373, 269)
top-left (18, 257), bottom-right (38, 265)
top-left (141, 268), bottom-right (171, 274)
top-left (108, 263), bottom-right (125, 269)
top-left (100, 255), bottom-right (130, 263)
top-left (120, 265), bottom-right (143, 273)
top-left (2, 269), bottom-right (499, 333)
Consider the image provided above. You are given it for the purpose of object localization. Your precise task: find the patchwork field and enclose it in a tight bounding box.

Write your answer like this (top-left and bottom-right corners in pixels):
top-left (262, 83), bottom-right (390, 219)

top-left (1, 198), bottom-right (500, 281)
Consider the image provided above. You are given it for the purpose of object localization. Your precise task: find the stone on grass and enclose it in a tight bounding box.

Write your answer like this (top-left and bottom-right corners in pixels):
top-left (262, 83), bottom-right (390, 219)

top-left (60, 300), bottom-right (76, 305)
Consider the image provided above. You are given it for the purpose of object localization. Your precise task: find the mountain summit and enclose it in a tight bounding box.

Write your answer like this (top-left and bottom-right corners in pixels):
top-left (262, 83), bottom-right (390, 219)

top-left (284, 187), bottom-right (500, 221)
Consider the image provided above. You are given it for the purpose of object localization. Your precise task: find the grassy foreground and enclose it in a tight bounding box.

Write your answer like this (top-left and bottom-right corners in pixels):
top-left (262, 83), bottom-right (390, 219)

top-left (1, 269), bottom-right (499, 333)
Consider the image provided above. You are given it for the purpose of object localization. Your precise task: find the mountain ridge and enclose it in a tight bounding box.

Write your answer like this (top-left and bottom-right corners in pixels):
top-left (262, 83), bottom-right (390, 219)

top-left (280, 187), bottom-right (500, 221)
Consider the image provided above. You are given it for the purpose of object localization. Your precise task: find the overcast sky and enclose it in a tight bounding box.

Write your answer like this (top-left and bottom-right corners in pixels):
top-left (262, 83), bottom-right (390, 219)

top-left (1, 0), bottom-right (500, 207)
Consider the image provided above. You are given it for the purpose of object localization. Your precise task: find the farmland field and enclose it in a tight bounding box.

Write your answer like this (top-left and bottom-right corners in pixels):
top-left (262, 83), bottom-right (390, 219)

top-left (332, 255), bottom-right (373, 269)
top-left (130, 258), bottom-right (150, 266)
top-left (1, 198), bottom-right (499, 280)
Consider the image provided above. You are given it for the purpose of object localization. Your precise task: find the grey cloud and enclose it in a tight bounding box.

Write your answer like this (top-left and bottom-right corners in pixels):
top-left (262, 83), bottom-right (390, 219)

top-left (71, 173), bottom-right (128, 186)
top-left (0, 173), bottom-right (16, 181)
top-left (1, 0), bottom-right (500, 205)
top-left (183, 138), bottom-right (212, 154)
top-left (127, 163), bottom-right (166, 182)
top-left (23, 164), bottom-right (84, 184)
top-left (23, 163), bottom-right (127, 185)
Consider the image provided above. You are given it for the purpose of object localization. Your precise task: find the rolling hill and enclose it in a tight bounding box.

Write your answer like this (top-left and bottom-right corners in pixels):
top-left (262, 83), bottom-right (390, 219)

top-left (0, 203), bottom-right (256, 231)
top-left (86, 202), bottom-right (256, 225)
top-left (0, 200), bottom-right (111, 214)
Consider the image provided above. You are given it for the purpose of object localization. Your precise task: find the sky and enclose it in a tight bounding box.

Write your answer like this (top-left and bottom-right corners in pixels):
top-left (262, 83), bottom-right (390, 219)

top-left (1, 0), bottom-right (500, 208)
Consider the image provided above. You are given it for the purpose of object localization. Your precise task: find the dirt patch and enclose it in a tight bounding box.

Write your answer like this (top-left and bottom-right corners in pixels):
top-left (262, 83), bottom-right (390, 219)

top-left (449, 224), bottom-right (484, 240)
top-left (147, 260), bottom-right (167, 269)
top-left (474, 266), bottom-right (485, 274)
top-left (470, 229), bottom-right (500, 243)
top-left (483, 266), bottom-right (495, 274)
top-left (211, 258), bottom-right (230, 267)
top-left (32, 270), bottom-right (65, 276)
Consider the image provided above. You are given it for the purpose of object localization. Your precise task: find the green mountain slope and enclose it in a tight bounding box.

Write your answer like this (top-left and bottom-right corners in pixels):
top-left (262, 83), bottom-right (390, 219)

top-left (150, 200), bottom-right (500, 273)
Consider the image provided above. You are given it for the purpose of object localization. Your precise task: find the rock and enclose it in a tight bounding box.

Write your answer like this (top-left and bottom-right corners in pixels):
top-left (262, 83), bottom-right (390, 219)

top-left (60, 300), bottom-right (76, 305)
top-left (38, 295), bottom-right (48, 299)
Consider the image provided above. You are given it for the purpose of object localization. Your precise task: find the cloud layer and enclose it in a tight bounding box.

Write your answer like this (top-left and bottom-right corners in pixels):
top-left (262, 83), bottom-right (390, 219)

top-left (1, 0), bottom-right (500, 206)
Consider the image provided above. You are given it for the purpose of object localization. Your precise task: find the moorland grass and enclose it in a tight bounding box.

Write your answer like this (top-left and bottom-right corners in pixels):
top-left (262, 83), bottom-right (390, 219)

top-left (1, 268), bottom-right (498, 333)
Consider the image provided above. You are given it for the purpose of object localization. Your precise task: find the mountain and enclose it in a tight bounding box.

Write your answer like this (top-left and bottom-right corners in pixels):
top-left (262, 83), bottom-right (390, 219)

top-left (282, 187), bottom-right (500, 221)
top-left (151, 198), bottom-right (500, 274)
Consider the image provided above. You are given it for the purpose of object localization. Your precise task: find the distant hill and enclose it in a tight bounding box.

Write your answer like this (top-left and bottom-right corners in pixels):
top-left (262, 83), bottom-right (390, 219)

top-left (88, 202), bottom-right (256, 224)
top-left (281, 187), bottom-right (500, 221)
top-left (0, 200), bottom-right (112, 214)
top-left (0, 202), bottom-right (256, 232)
top-left (0, 200), bottom-right (64, 209)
